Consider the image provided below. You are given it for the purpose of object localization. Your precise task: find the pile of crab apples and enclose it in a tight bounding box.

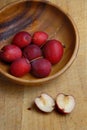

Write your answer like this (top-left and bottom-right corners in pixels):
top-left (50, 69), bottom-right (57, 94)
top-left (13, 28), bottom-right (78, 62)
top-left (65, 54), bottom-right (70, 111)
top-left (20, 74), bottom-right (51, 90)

top-left (0, 31), bottom-right (64, 78)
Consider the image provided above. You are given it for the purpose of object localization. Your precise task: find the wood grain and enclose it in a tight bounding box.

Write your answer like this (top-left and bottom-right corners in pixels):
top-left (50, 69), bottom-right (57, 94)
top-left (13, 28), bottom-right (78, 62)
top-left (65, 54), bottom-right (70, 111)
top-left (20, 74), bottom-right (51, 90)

top-left (0, 0), bottom-right (87, 130)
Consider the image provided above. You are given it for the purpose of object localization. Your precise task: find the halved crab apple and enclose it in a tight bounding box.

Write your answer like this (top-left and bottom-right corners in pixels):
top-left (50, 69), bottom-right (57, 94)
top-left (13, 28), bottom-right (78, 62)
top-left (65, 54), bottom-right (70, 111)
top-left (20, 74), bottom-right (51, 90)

top-left (56, 93), bottom-right (75, 114)
top-left (34, 93), bottom-right (55, 113)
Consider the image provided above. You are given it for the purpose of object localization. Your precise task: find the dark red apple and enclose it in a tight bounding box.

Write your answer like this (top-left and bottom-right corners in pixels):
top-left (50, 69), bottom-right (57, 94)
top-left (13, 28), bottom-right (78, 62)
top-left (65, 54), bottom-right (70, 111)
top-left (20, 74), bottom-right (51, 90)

top-left (23, 44), bottom-right (42, 61)
top-left (31, 58), bottom-right (51, 78)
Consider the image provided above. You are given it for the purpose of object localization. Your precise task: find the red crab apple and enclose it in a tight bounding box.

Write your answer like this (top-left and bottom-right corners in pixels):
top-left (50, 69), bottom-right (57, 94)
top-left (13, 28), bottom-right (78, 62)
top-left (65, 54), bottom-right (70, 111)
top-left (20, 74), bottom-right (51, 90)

top-left (0, 45), bottom-right (22, 62)
top-left (23, 44), bottom-right (42, 61)
top-left (32, 31), bottom-right (48, 46)
top-left (35, 93), bottom-right (55, 113)
top-left (56, 93), bottom-right (75, 114)
top-left (43, 39), bottom-right (64, 64)
top-left (12, 31), bottom-right (32, 48)
top-left (10, 58), bottom-right (31, 77)
top-left (31, 58), bottom-right (51, 78)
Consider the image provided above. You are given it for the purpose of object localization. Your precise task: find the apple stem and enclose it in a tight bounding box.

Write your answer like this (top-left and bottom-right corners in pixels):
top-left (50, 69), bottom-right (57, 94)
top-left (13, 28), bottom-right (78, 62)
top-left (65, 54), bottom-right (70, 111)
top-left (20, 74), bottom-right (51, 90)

top-left (62, 43), bottom-right (66, 48)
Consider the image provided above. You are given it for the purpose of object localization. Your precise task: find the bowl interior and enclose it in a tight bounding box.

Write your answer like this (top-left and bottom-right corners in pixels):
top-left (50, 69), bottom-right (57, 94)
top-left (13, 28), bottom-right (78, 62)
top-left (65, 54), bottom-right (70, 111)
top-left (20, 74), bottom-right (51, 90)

top-left (0, 0), bottom-right (77, 84)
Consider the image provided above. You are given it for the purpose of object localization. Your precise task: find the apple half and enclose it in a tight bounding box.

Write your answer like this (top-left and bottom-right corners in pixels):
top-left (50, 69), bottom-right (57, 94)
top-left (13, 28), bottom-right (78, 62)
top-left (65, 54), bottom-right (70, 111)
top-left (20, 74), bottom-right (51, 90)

top-left (35, 93), bottom-right (55, 113)
top-left (56, 93), bottom-right (75, 114)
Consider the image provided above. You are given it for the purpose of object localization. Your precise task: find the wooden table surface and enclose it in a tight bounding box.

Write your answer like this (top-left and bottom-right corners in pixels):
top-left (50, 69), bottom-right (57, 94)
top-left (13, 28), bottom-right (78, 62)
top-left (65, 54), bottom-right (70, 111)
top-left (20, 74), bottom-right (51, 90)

top-left (0, 0), bottom-right (87, 130)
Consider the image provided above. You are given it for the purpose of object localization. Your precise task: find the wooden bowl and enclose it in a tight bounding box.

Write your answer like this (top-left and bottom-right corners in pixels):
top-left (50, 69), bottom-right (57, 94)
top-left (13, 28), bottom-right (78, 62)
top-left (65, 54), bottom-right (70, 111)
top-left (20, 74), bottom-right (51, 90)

top-left (0, 0), bottom-right (79, 85)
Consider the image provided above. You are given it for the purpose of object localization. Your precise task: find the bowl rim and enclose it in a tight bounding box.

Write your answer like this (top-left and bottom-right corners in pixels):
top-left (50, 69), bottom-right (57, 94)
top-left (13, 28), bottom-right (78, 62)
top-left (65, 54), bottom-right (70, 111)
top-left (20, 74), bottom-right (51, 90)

top-left (0, 0), bottom-right (79, 84)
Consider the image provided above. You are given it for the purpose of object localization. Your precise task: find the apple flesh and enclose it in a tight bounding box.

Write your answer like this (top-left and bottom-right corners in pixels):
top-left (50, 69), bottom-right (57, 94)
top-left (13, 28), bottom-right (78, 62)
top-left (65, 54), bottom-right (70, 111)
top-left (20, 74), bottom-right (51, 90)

top-left (56, 93), bottom-right (75, 114)
top-left (35, 93), bottom-right (55, 113)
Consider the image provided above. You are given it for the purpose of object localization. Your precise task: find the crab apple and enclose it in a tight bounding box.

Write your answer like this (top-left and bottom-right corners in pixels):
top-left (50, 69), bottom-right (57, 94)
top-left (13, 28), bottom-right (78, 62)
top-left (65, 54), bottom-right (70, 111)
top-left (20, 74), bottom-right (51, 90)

top-left (43, 39), bottom-right (64, 64)
top-left (12, 31), bottom-right (32, 48)
top-left (10, 58), bottom-right (31, 77)
top-left (32, 31), bottom-right (48, 46)
top-left (23, 44), bottom-right (42, 61)
top-left (0, 45), bottom-right (22, 63)
top-left (31, 58), bottom-right (51, 78)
